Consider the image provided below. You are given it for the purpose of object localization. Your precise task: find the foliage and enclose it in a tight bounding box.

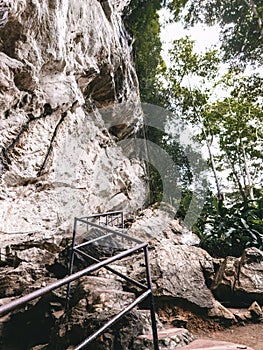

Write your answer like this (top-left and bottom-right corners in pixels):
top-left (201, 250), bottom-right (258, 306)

top-left (194, 194), bottom-right (263, 257)
top-left (123, 0), bottom-right (166, 105)
top-left (124, 0), bottom-right (176, 206)
top-left (160, 36), bottom-right (263, 256)
top-left (204, 72), bottom-right (263, 199)
top-left (164, 36), bottom-right (220, 117)
top-left (144, 125), bottom-right (193, 205)
top-left (124, 0), bottom-right (263, 257)
top-left (166, 0), bottom-right (263, 65)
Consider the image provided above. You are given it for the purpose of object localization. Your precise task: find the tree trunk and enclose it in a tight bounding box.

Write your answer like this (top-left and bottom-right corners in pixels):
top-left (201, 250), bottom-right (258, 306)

top-left (241, 142), bottom-right (255, 200)
top-left (228, 158), bottom-right (247, 201)
top-left (204, 132), bottom-right (223, 200)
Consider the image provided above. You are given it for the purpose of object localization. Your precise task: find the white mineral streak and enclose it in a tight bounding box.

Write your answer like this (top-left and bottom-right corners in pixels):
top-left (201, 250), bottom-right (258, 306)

top-left (0, 0), bottom-right (146, 237)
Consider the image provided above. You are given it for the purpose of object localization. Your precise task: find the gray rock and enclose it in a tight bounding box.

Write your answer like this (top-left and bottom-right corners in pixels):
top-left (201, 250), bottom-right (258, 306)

top-left (126, 209), bottom-right (215, 310)
top-left (248, 301), bottom-right (263, 319)
top-left (0, 263), bottom-right (38, 298)
top-left (141, 244), bottom-right (215, 309)
top-left (227, 307), bottom-right (252, 322)
top-left (53, 285), bottom-right (163, 350)
top-left (0, 0), bottom-right (146, 237)
top-left (208, 299), bottom-right (237, 323)
top-left (128, 207), bottom-right (200, 246)
top-left (211, 247), bottom-right (263, 307)
top-left (0, 6), bottom-right (8, 27)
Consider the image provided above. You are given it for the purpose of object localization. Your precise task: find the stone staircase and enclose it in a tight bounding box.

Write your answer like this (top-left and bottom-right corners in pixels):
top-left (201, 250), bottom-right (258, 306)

top-left (74, 274), bottom-right (255, 350)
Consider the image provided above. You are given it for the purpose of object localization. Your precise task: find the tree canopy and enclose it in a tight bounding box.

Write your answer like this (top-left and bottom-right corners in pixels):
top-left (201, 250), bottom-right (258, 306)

top-left (166, 0), bottom-right (263, 65)
top-left (124, 0), bottom-right (263, 257)
top-left (124, 0), bottom-right (165, 104)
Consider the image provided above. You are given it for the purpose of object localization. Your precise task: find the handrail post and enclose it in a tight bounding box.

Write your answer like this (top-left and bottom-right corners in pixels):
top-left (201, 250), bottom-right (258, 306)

top-left (144, 246), bottom-right (159, 350)
top-left (121, 211), bottom-right (124, 231)
top-left (0, 211), bottom-right (160, 350)
top-left (66, 217), bottom-right (77, 309)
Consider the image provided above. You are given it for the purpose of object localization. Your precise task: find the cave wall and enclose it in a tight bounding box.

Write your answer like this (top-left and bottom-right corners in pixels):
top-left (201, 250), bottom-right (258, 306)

top-left (0, 0), bottom-right (147, 238)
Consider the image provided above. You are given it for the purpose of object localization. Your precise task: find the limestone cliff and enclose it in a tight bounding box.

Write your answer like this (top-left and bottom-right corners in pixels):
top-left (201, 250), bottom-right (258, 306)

top-left (0, 3), bottom-right (262, 350)
top-left (0, 0), bottom-right (146, 237)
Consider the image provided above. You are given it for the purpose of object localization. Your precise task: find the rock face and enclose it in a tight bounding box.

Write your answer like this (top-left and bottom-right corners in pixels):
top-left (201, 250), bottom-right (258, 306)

top-left (212, 247), bottom-right (263, 307)
top-left (0, 3), bottom-right (149, 347)
top-left (127, 206), bottom-right (200, 246)
top-left (127, 208), bottom-right (215, 310)
top-left (0, 0), bottom-right (146, 236)
top-left (149, 244), bottom-right (215, 309)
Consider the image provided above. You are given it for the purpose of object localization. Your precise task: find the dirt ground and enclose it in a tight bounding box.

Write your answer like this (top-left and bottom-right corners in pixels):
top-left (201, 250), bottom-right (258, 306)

top-left (159, 305), bottom-right (263, 349)
top-left (193, 323), bottom-right (263, 350)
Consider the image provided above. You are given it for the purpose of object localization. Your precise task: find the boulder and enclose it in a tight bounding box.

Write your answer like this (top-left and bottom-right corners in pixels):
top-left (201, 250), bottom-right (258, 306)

top-left (0, 231), bottom-right (66, 299)
top-left (150, 245), bottom-right (215, 309)
top-left (126, 209), bottom-right (215, 310)
top-left (212, 247), bottom-right (263, 307)
top-left (248, 301), bottom-right (263, 320)
top-left (0, 263), bottom-right (36, 298)
top-left (208, 300), bottom-right (237, 323)
top-left (128, 207), bottom-right (200, 246)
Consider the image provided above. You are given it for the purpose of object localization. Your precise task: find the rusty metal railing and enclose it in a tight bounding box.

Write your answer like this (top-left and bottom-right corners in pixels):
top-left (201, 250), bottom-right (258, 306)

top-left (0, 211), bottom-right (159, 350)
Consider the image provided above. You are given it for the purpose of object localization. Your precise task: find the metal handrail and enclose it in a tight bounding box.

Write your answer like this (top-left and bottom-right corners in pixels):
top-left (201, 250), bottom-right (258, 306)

top-left (0, 242), bottom-right (146, 316)
top-left (73, 247), bottom-right (148, 290)
top-left (0, 212), bottom-right (159, 350)
top-left (75, 289), bottom-right (152, 350)
top-left (81, 211), bottom-right (124, 230)
top-left (74, 217), bottom-right (144, 244)
top-left (81, 210), bottom-right (124, 219)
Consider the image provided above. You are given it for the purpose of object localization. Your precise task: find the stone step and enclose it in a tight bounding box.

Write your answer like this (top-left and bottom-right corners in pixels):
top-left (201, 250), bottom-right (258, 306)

top-left (79, 275), bottom-right (124, 292)
top-left (95, 264), bottom-right (128, 281)
top-left (135, 309), bottom-right (164, 333)
top-left (179, 339), bottom-right (254, 349)
top-left (86, 288), bottom-right (135, 312)
top-left (134, 327), bottom-right (195, 349)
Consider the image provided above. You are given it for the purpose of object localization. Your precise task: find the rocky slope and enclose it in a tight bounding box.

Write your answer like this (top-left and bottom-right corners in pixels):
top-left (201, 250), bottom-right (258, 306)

top-left (1, 207), bottom-right (261, 349)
